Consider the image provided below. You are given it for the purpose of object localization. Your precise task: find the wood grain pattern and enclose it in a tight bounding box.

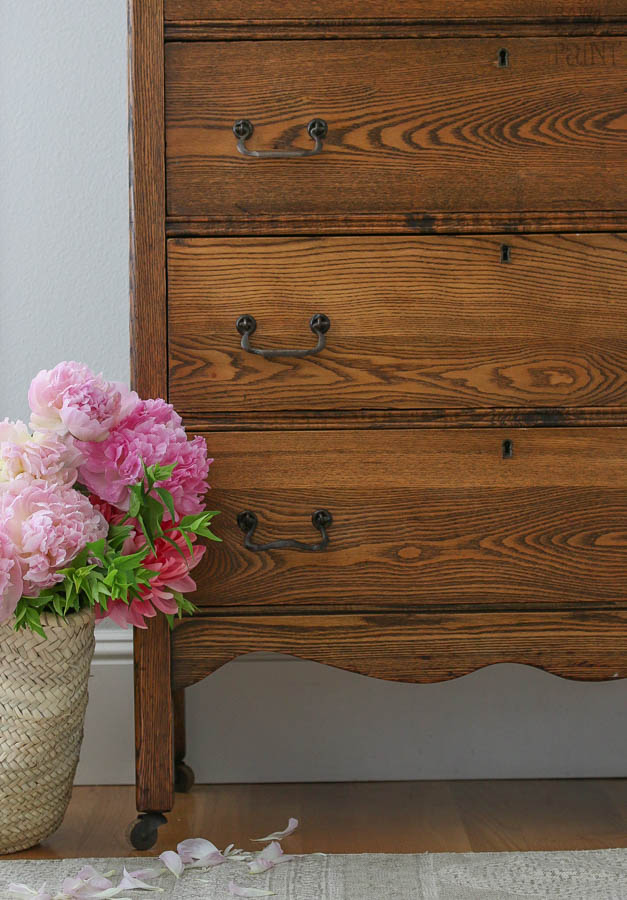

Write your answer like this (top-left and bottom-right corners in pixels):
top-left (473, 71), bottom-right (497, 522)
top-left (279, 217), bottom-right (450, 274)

top-left (166, 23), bottom-right (627, 40)
top-left (184, 408), bottom-right (627, 431)
top-left (164, 0), bottom-right (627, 25)
top-left (10, 781), bottom-right (627, 858)
top-left (165, 211), bottom-right (627, 237)
top-left (168, 234), bottom-right (627, 413)
top-left (193, 428), bottom-right (627, 612)
top-left (165, 38), bottom-right (627, 229)
top-left (171, 611), bottom-right (627, 689)
top-left (128, 0), bottom-right (173, 816)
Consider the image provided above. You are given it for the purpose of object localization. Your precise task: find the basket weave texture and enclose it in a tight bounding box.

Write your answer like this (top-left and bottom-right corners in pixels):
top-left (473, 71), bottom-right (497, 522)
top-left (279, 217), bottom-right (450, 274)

top-left (0, 608), bottom-right (95, 855)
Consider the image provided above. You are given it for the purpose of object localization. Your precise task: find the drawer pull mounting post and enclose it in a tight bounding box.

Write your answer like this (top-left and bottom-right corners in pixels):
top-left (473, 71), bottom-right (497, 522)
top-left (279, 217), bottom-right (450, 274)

top-left (233, 118), bottom-right (328, 159)
top-left (236, 313), bottom-right (331, 359)
top-left (237, 509), bottom-right (333, 553)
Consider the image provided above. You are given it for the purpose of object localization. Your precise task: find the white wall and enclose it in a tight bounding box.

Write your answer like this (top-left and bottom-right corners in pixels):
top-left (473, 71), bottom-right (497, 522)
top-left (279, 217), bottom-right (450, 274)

top-left (2, 1), bottom-right (625, 785)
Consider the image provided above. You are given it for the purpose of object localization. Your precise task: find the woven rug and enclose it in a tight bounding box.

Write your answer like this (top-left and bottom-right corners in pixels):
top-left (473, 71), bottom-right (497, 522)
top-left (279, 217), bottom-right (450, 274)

top-left (1, 850), bottom-right (626, 899)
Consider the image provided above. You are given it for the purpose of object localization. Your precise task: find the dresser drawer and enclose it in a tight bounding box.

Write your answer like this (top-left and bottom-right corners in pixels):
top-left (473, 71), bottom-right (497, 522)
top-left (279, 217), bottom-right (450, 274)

top-left (192, 428), bottom-right (627, 611)
top-left (168, 233), bottom-right (627, 413)
top-left (165, 38), bottom-right (626, 228)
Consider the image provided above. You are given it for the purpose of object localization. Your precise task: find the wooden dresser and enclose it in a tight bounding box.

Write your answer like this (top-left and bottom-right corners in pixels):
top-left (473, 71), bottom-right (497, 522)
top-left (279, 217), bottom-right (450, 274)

top-left (128, 0), bottom-right (627, 848)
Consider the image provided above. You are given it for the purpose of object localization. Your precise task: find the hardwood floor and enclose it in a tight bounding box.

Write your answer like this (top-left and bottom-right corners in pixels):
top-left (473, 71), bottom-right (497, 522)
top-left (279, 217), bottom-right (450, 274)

top-left (7, 780), bottom-right (627, 860)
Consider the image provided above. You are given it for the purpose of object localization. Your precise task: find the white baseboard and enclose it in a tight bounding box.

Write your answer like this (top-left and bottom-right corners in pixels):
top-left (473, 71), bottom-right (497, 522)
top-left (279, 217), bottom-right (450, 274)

top-left (75, 627), bottom-right (627, 786)
top-left (93, 627), bottom-right (133, 663)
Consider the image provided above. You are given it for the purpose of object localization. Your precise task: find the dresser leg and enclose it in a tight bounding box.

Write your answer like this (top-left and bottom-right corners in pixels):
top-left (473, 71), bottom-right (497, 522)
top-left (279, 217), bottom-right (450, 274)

top-left (133, 617), bottom-right (174, 837)
top-left (173, 687), bottom-right (195, 793)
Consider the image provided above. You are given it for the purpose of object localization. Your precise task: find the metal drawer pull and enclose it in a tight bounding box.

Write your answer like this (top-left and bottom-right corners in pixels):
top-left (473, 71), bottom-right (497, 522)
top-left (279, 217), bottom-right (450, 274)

top-left (233, 118), bottom-right (328, 159)
top-left (236, 313), bottom-right (330, 359)
top-left (237, 510), bottom-right (333, 553)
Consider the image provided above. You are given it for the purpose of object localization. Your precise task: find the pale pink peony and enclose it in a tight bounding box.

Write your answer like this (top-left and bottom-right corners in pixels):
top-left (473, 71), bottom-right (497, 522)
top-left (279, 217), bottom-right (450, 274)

top-left (0, 524), bottom-right (23, 624)
top-left (29, 360), bottom-right (138, 442)
top-left (0, 419), bottom-right (84, 486)
top-left (97, 527), bottom-right (205, 628)
top-left (78, 398), bottom-right (211, 518)
top-left (0, 478), bottom-right (107, 595)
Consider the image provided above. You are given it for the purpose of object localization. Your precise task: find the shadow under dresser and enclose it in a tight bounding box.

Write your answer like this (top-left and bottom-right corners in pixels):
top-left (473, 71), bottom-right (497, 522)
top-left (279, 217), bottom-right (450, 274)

top-left (128, 0), bottom-right (627, 848)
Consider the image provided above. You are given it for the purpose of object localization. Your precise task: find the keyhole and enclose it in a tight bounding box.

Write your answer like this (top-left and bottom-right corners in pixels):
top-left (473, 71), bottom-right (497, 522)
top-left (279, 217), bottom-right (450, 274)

top-left (498, 48), bottom-right (510, 67)
top-left (501, 244), bottom-right (511, 263)
top-left (502, 439), bottom-right (514, 459)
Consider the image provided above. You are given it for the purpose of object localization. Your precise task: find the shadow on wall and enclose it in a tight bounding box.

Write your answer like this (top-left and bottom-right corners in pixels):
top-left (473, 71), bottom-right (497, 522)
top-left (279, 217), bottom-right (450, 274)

top-left (77, 650), bottom-right (626, 784)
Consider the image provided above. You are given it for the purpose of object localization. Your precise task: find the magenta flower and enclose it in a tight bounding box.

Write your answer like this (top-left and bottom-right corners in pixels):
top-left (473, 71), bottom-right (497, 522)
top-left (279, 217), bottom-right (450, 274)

top-left (0, 479), bottom-right (107, 595)
top-left (29, 360), bottom-right (138, 442)
top-left (0, 523), bottom-right (23, 624)
top-left (77, 398), bottom-right (211, 518)
top-left (0, 419), bottom-right (83, 486)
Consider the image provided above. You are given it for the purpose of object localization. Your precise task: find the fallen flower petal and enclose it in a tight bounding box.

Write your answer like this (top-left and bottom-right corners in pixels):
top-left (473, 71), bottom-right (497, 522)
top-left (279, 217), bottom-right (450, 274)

top-left (58, 884), bottom-right (125, 899)
top-left (228, 883), bottom-right (276, 897)
top-left (60, 870), bottom-right (124, 899)
top-left (74, 869), bottom-right (116, 893)
top-left (117, 868), bottom-right (165, 891)
top-left (121, 869), bottom-right (162, 882)
top-left (223, 845), bottom-right (252, 862)
top-left (7, 885), bottom-right (52, 899)
top-left (187, 851), bottom-right (227, 869)
top-left (248, 841), bottom-right (295, 875)
top-left (251, 818), bottom-right (299, 843)
top-left (176, 838), bottom-right (221, 864)
top-left (158, 851), bottom-right (184, 879)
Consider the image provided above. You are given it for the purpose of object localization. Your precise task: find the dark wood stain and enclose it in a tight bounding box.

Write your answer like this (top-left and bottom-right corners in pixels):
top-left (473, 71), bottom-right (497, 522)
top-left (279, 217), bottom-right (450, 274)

top-left (168, 234), bottom-right (627, 414)
top-left (171, 611), bottom-right (627, 690)
top-left (165, 38), bottom-right (626, 230)
top-left (191, 428), bottom-right (627, 613)
top-left (130, 0), bottom-right (627, 825)
top-left (129, 0), bottom-right (174, 817)
top-left (164, 0), bottom-right (627, 26)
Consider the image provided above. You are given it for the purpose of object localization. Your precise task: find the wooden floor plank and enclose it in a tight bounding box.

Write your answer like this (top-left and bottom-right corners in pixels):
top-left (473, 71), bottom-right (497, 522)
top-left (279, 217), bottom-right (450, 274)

top-left (6, 781), bottom-right (626, 860)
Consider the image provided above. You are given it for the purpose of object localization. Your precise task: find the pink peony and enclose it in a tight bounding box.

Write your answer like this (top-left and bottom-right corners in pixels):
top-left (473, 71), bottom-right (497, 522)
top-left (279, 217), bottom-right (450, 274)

top-left (0, 419), bottom-right (83, 486)
top-left (97, 527), bottom-right (205, 628)
top-left (0, 479), bottom-right (107, 595)
top-left (0, 524), bottom-right (23, 624)
top-left (78, 398), bottom-right (211, 518)
top-left (87, 493), bottom-right (127, 526)
top-left (29, 360), bottom-right (138, 442)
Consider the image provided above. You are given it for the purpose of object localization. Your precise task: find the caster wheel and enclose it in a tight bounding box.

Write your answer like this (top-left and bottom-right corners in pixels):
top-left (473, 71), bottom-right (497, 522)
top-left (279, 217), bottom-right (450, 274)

top-left (129, 812), bottom-right (167, 850)
top-left (175, 761), bottom-right (195, 793)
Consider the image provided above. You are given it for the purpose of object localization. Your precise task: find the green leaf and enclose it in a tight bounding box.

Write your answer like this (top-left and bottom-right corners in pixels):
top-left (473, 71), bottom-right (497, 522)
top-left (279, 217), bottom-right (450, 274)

top-left (180, 511), bottom-right (220, 529)
top-left (155, 487), bottom-right (176, 524)
top-left (151, 462), bottom-right (177, 482)
top-left (25, 607), bottom-right (47, 639)
top-left (53, 595), bottom-right (65, 617)
top-left (128, 483), bottom-right (143, 519)
top-left (108, 524), bottom-right (133, 551)
top-left (86, 538), bottom-right (107, 564)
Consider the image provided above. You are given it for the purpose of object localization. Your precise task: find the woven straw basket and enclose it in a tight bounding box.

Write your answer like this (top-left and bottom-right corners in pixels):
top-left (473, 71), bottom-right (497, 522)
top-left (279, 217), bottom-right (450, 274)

top-left (0, 608), bottom-right (95, 855)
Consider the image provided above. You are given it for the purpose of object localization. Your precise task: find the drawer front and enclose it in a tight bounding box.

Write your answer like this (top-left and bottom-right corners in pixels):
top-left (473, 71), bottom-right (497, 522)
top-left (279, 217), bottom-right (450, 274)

top-left (192, 428), bottom-right (627, 611)
top-left (165, 1), bottom-right (627, 25)
top-left (168, 234), bottom-right (627, 413)
top-left (165, 38), bottom-right (626, 225)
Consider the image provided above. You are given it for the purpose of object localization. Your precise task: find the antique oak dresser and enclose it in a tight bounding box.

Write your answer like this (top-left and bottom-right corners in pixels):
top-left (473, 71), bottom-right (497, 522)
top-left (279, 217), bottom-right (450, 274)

top-left (128, 0), bottom-right (627, 848)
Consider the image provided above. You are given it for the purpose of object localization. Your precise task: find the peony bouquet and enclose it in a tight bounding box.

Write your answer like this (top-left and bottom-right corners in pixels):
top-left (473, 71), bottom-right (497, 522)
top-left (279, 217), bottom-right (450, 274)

top-left (0, 361), bottom-right (218, 636)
